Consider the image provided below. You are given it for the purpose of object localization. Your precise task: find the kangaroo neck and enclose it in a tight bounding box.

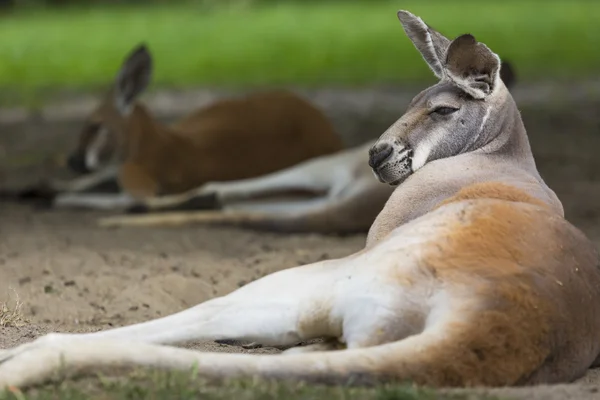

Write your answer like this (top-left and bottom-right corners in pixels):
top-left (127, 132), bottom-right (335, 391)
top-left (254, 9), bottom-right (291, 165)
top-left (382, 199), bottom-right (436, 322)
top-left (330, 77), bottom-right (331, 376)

top-left (121, 103), bottom-right (172, 162)
top-left (475, 96), bottom-right (541, 180)
top-left (366, 115), bottom-right (563, 248)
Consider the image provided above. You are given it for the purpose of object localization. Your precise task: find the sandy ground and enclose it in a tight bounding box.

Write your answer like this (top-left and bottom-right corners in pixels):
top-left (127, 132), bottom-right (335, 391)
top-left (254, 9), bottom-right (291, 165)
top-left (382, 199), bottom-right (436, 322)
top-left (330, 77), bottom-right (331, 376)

top-left (0, 203), bottom-right (363, 354)
top-left (2, 85), bottom-right (600, 399)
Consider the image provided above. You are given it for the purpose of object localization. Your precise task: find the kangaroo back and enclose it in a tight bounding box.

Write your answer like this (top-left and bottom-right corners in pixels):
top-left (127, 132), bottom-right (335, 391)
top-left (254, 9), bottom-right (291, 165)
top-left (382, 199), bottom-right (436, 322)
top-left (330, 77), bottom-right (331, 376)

top-left (160, 90), bottom-right (344, 188)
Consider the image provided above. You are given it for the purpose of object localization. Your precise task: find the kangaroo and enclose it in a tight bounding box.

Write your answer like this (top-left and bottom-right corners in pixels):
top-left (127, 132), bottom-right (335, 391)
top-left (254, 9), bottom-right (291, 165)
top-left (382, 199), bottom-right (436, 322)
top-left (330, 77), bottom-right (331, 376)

top-left (97, 61), bottom-right (517, 234)
top-left (30, 44), bottom-right (343, 210)
top-left (2, 10), bottom-right (599, 390)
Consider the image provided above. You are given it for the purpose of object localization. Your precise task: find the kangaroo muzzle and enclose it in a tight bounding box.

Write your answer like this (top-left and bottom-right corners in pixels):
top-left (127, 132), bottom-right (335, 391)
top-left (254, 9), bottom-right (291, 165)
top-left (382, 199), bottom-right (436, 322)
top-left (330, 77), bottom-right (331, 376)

top-left (67, 153), bottom-right (91, 175)
top-left (369, 140), bottom-right (414, 186)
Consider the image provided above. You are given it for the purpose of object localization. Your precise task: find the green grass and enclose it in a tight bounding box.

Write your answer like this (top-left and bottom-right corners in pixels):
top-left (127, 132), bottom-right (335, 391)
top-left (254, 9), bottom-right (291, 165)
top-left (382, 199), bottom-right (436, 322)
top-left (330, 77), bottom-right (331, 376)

top-left (0, 0), bottom-right (598, 103)
top-left (0, 369), bottom-right (502, 400)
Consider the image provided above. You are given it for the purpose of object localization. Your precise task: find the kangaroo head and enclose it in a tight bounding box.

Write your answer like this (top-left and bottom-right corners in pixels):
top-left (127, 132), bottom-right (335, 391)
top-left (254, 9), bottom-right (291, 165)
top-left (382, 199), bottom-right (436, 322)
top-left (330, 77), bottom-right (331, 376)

top-left (67, 44), bottom-right (153, 174)
top-left (369, 11), bottom-right (518, 186)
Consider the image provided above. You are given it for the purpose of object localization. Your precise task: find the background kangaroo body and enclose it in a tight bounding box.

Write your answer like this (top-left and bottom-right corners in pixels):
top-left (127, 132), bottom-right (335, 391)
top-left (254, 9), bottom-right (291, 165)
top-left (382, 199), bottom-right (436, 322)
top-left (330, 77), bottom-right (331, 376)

top-left (100, 139), bottom-right (394, 234)
top-left (0, 10), bottom-right (598, 391)
top-left (41, 45), bottom-right (344, 210)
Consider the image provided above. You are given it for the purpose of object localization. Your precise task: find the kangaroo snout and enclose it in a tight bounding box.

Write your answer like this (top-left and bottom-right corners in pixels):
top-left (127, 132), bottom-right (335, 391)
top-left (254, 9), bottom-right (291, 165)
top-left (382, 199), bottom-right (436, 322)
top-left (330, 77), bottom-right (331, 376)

top-left (368, 142), bottom-right (393, 169)
top-left (369, 140), bottom-right (414, 185)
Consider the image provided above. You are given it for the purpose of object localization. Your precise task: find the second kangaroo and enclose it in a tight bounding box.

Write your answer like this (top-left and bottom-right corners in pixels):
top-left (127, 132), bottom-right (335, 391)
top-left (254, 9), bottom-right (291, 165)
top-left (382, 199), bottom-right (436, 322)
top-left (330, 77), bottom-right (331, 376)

top-left (49, 44), bottom-right (343, 209)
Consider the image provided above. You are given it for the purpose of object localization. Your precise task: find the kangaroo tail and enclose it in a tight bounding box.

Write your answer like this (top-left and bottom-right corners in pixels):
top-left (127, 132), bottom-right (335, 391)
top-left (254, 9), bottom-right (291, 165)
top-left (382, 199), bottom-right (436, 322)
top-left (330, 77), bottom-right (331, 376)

top-left (96, 206), bottom-right (367, 234)
top-left (97, 210), bottom-right (313, 232)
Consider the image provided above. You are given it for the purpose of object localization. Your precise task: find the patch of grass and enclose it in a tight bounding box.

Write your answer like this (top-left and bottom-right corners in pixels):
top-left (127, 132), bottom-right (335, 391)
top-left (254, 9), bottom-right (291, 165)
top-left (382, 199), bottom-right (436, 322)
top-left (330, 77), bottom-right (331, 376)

top-left (0, 369), bottom-right (502, 400)
top-left (0, 289), bottom-right (27, 328)
top-left (0, 0), bottom-right (597, 105)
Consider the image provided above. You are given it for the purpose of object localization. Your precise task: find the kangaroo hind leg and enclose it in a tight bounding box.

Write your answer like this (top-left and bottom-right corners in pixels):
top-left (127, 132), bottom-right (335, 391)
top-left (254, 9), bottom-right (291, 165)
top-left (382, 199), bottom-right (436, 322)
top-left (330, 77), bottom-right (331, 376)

top-left (137, 158), bottom-right (332, 214)
top-left (0, 258), bottom-right (351, 366)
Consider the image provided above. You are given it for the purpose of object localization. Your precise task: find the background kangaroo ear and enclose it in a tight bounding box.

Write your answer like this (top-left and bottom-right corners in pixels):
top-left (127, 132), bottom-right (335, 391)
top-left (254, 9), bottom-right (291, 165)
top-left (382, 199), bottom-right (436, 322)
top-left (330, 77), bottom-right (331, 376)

top-left (397, 10), bottom-right (451, 79)
top-left (114, 44), bottom-right (153, 115)
top-left (444, 34), bottom-right (501, 99)
top-left (499, 60), bottom-right (517, 90)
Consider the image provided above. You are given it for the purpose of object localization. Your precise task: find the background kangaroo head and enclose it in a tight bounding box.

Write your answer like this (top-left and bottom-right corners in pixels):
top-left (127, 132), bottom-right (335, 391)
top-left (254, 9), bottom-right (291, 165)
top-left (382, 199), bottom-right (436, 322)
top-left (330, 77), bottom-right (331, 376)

top-left (369, 11), bottom-right (518, 186)
top-left (67, 44), bottom-right (153, 174)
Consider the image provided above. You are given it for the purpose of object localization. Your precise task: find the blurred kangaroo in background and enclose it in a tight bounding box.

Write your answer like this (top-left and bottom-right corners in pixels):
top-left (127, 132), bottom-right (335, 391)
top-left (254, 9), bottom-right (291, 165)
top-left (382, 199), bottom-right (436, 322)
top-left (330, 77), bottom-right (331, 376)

top-left (26, 44), bottom-right (343, 210)
top-left (99, 62), bottom-right (517, 234)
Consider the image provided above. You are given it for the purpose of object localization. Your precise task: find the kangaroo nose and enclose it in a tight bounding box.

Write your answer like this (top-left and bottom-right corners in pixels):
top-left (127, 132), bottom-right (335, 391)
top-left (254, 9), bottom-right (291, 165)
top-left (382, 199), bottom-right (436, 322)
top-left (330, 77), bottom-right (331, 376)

top-left (67, 154), bottom-right (89, 174)
top-left (368, 142), bottom-right (393, 169)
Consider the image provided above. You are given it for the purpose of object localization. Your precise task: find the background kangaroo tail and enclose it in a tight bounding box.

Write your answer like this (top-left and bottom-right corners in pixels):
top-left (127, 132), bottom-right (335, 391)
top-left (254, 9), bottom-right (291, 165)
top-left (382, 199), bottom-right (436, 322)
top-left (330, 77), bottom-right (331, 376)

top-left (97, 206), bottom-right (367, 235)
top-left (98, 209), bottom-right (330, 234)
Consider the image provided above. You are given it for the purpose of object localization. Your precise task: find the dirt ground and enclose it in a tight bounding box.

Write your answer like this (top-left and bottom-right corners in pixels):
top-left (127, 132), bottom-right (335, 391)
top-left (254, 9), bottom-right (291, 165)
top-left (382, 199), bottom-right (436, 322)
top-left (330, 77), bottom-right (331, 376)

top-left (2, 84), bottom-right (600, 399)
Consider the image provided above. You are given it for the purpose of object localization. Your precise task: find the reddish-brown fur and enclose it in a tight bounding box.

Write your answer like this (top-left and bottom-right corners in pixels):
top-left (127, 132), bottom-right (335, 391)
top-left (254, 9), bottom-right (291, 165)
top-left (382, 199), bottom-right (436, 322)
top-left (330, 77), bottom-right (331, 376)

top-left (434, 181), bottom-right (550, 210)
top-left (77, 89), bottom-right (343, 198)
top-left (362, 182), bottom-right (600, 386)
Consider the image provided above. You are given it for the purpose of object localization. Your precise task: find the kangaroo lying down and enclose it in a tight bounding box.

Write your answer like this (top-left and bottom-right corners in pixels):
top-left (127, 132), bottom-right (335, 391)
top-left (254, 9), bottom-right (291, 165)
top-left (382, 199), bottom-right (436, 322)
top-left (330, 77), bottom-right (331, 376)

top-left (1, 10), bottom-right (599, 390)
top-left (11, 44), bottom-right (343, 210)
top-left (98, 61), bottom-right (517, 234)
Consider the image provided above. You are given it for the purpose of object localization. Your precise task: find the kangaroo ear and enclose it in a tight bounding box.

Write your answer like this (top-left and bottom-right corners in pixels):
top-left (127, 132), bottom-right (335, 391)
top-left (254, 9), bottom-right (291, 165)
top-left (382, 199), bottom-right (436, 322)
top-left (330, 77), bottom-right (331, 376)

top-left (114, 44), bottom-right (153, 115)
top-left (499, 60), bottom-right (517, 90)
top-left (397, 10), bottom-right (451, 79)
top-left (444, 34), bottom-right (501, 99)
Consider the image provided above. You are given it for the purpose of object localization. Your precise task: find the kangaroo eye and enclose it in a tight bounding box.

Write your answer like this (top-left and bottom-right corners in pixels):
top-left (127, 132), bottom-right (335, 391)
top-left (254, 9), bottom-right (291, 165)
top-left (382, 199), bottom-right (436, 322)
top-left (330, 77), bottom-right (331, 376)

top-left (431, 107), bottom-right (459, 116)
